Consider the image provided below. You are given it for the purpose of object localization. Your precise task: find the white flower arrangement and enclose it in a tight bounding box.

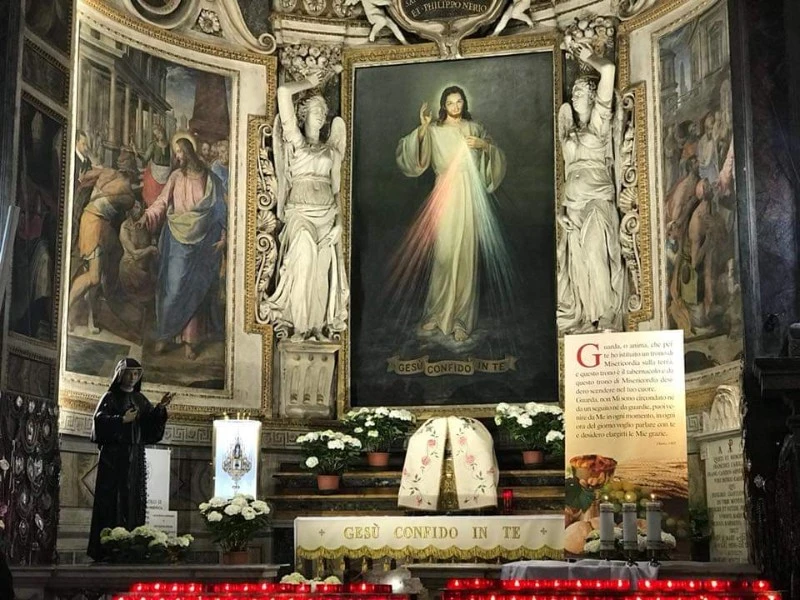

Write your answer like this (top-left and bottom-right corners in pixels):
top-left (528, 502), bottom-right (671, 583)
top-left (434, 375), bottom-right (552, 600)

top-left (583, 527), bottom-right (677, 555)
top-left (280, 572), bottom-right (342, 585)
top-left (495, 402), bottom-right (564, 453)
top-left (343, 407), bottom-right (416, 452)
top-left (198, 493), bottom-right (271, 552)
top-left (99, 525), bottom-right (193, 563)
top-left (296, 430), bottom-right (363, 474)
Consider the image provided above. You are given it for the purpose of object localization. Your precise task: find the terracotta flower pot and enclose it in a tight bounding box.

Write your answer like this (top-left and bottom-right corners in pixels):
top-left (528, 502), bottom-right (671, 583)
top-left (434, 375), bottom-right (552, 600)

top-left (522, 450), bottom-right (544, 466)
top-left (317, 474), bottom-right (341, 491)
top-left (367, 452), bottom-right (390, 467)
top-left (221, 550), bottom-right (249, 565)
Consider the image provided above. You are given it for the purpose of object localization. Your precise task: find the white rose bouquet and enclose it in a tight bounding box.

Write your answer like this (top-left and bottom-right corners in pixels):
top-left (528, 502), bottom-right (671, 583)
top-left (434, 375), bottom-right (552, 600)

top-left (343, 407), bottom-right (416, 452)
top-left (296, 430), bottom-right (362, 474)
top-left (495, 402), bottom-right (564, 453)
top-left (99, 525), bottom-right (193, 563)
top-left (198, 494), bottom-right (271, 551)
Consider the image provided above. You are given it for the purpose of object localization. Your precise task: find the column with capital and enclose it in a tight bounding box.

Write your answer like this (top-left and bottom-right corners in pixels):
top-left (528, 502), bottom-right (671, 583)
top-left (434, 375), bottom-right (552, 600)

top-left (123, 85), bottom-right (131, 148)
top-left (108, 68), bottom-right (118, 146)
top-left (80, 59), bottom-right (90, 131)
top-left (136, 97), bottom-right (143, 148)
top-left (145, 107), bottom-right (152, 147)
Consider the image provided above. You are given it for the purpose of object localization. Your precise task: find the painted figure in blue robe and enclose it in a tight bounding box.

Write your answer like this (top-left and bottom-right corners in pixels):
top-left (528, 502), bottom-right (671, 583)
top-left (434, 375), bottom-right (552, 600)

top-left (141, 135), bottom-right (227, 359)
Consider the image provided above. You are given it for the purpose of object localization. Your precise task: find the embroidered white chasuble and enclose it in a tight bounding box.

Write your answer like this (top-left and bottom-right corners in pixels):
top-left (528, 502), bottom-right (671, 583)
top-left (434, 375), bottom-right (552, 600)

top-left (398, 417), bottom-right (499, 511)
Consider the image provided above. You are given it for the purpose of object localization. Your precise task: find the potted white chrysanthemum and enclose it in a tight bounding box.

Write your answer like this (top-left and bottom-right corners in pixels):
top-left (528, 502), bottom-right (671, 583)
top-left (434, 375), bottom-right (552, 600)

top-left (198, 494), bottom-right (271, 564)
top-left (495, 402), bottom-right (564, 466)
top-left (99, 524), bottom-right (193, 563)
top-left (343, 407), bottom-right (416, 467)
top-left (296, 430), bottom-right (362, 491)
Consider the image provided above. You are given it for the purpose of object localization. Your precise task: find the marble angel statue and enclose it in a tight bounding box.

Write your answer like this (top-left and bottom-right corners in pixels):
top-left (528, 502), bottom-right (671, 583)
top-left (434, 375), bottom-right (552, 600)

top-left (556, 42), bottom-right (626, 334)
top-left (491, 0), bottom-right (534, 36)
top-left (267, 71), bottom-right (350, 341)
top-left (345, 0), bottom-right (408, 44)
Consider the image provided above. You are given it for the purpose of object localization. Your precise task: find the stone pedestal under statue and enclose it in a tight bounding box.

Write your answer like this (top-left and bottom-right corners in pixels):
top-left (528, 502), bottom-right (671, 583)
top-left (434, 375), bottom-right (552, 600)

top-left (277, 340), bottom-right (339, 419)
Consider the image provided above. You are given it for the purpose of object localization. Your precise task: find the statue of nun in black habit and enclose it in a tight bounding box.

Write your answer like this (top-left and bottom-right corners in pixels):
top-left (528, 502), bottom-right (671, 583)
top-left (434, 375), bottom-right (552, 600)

top-left (87, 357), bottom-right (174, 560)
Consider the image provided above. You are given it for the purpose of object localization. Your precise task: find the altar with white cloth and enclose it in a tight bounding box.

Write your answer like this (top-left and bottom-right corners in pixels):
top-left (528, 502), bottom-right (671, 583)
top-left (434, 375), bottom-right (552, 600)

top-left (501, 559), bottom-right (659, 584)
top-left (294, 515), bottom-right (564, 563)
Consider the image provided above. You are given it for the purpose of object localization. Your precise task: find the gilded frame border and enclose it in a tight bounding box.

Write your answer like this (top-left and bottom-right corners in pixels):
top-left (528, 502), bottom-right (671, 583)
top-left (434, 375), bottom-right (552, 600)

top-left (22, 38), bottom-right (70, 106)
top-left (8, 91), bottom-right (69, 352)
top-left (337, 32), bottom-right (563, 419)
top-left (59, 1), bottom-right (277, 421)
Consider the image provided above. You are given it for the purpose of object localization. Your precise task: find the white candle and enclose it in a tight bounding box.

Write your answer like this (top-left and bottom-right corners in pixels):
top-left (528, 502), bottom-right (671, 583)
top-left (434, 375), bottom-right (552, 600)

top-left (599, 501), bottom-right (615, 545)
top-left (646, 499), bottom-right (662, 545)
top-left (622, 503), bottom-right (637, 544)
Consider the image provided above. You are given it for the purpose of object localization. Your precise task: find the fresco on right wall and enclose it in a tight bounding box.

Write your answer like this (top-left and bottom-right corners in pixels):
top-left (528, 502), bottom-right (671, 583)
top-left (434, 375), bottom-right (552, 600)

top-left (657, 0), bottom-right (742, 374)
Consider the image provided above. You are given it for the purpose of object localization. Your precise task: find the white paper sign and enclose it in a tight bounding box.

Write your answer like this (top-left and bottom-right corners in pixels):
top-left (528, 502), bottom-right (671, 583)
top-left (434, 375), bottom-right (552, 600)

top-left (146, 508), bottom-right (178, 535)
top-left (145, 447), bottom-right (171, 510)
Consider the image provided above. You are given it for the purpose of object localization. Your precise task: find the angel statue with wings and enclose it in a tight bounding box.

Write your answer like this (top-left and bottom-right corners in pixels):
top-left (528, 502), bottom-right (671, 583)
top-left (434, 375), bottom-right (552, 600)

top-left (556, 41), bottom-right (626, 334)
top-left (267, 72), bottom-right (349, 341)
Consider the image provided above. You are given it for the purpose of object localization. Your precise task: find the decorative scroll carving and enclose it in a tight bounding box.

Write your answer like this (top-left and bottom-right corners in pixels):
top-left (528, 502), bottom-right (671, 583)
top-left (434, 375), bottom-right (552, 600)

top-left (124, 0), bottom-right (197, 28)
top-left (617, 87), bottom-right (644, 313)
top-left (254, 123), bottom-right (280, 326)
top-left (611, 0), bottom-right (659, 20)
top-left (119, 0), bottom-right (277, 54)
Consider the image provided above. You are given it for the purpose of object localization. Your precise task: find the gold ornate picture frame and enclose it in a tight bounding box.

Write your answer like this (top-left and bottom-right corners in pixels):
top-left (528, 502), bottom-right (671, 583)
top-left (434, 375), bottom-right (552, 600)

top-left (338, 33), bottom-right (563, 419)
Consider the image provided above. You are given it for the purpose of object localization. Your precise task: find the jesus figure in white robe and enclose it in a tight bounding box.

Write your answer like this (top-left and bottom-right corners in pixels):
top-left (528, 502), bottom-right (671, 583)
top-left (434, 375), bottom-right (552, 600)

top-left (395, 86), bottom-right (507, 342)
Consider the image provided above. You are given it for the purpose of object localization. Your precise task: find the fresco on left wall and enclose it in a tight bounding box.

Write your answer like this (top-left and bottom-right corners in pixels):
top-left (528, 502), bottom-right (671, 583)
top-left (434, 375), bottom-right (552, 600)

top-left (64, 22), bottom-right (232, 390)
top-left (9, 97), bottom-right (64, 343)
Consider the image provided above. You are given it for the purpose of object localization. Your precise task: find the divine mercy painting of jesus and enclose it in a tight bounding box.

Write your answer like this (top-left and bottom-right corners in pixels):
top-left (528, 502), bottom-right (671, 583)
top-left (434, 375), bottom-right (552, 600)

top-left (346, 42), bottom-right (560, 409)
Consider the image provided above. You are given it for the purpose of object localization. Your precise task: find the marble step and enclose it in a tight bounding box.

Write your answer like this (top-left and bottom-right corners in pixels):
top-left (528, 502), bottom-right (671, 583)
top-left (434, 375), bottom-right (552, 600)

top-left (266, 486), bottom-right (565, 518)
top-left (273, 468), bottom-right (565, 490)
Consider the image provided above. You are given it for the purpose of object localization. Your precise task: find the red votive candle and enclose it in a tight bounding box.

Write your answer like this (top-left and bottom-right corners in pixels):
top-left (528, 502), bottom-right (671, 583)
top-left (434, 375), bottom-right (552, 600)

top-left (502, 489), bottom-right (514, 514)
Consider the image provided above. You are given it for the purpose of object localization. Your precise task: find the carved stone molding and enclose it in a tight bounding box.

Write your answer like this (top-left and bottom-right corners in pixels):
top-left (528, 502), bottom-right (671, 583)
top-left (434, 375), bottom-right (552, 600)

top-left (612, 0), bottom-right (660, 20)
top-left (618, 86), bottom-right (643, 314)
top-left (114, 0), bottom-right (277, 53)
top-left (58, 407), bottom-right (315, 449)
top-left (253, 119), bottom-right (281, 326)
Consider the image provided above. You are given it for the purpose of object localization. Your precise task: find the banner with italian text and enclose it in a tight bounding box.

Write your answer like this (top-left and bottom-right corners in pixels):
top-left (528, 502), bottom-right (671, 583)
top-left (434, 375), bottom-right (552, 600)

top-left (294, 515), bottom-right (563, 561)
top-left (563, 331), bottom-right (689, 557)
